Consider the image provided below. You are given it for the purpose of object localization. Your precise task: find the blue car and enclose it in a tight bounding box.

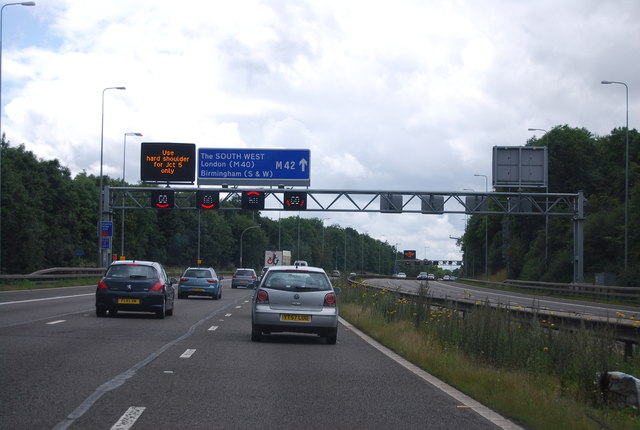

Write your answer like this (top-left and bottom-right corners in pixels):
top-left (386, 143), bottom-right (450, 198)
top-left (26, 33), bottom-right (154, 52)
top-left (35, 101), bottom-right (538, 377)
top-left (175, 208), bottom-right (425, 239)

top-left (178, 267), bottom-right (223, 299)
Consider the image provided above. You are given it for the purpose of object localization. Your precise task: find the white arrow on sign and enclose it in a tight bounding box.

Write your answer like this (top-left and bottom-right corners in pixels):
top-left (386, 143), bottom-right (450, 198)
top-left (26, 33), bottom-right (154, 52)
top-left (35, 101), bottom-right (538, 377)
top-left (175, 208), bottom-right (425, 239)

top-left (299, 158), bottom-right (308, 172)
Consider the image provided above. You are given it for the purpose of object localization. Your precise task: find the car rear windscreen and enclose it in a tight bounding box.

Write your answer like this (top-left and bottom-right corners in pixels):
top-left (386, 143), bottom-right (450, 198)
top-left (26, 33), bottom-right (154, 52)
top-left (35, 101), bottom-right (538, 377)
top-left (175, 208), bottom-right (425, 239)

top-left (185, 269), bottom-right (212, 278)
top-left (264, 272), bottom-right (331, 291)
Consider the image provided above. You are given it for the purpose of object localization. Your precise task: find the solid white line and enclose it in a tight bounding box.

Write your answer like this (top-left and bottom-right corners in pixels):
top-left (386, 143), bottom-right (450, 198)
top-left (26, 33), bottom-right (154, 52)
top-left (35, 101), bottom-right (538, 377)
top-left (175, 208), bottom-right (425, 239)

top-left (46, 320), bottom-right (66, 325)
top-left (180, 349), bottom-right (196, 358)
top-left (0, 293), bottom-right (93, 306)
top-left (110, 406), bottom-right (146, 430)
top-left (208, 325), bottom-right (219, 331)
top-left (339, 317), bottom-right (525, 430)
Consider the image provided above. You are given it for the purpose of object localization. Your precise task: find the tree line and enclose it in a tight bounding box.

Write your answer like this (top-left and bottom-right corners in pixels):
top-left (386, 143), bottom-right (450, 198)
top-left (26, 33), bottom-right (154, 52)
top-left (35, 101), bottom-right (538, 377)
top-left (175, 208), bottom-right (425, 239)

top-left (0, 124), bottom-right (637, 285)
top-left (462, 125), bottom-right (638, 286)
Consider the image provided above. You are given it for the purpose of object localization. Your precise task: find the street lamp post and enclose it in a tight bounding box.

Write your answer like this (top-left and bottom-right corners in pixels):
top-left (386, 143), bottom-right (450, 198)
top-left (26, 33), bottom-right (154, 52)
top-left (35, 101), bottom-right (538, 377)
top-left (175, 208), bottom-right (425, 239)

top-left (0, 1), bottom-right (35, 273)
top-left (344, 227), bottom-right (347, 273)
top-left (474, 174), bottom-right (489, 280)
top-left (119, 132), bottom-right (142, 258)
top-left (528, 127), bottom-right (549, 268)
top-left (360, 232), bottom-right (367, 274)
top-left (601, 80), bottom-right (630, 270)
top-left (98, 86), bottom-right (125, 267)
top-left (394, 242), bottom-right (399, 273)
top-left (320, 218), bottom-right (330, 268)
top-left (239, 224), bottom-right (260, 268)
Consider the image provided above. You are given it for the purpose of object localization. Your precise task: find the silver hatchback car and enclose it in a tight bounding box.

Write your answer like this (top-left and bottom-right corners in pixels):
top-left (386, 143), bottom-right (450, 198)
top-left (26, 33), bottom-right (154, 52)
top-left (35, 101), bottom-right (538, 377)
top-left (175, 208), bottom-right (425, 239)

top-left (251, 265), bottom-right (339, 344)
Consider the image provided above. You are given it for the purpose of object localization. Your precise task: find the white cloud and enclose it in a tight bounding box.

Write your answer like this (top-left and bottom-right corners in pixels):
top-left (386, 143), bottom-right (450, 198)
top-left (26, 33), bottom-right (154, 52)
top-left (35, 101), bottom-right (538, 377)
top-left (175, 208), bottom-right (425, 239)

top-left (2, 0), bottom-right (639, 263)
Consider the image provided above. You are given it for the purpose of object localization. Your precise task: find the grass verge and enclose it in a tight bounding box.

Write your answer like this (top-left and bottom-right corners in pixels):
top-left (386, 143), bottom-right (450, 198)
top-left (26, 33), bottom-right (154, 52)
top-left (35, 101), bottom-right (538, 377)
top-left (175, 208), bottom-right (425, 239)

top-left (339, 283), bottom-right (640, 430)
top-left (0, 278), bottom-right (101, 291)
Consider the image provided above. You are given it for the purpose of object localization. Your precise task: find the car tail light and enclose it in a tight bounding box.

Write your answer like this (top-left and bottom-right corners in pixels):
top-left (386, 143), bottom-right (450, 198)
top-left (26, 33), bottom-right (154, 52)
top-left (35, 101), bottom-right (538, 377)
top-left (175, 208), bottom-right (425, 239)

top-left (251, 275), bottom-right (257, 280)
top-left (256, 289), bottom-right (269, 304)
top-left (232, 274), bottom-right (237, 278)
top-left (149, 281), bottom-right (164, 291)
top-left (179, 278), bottom-right (188, 283)
top-left (323, 292), bottom-right (337, 307)
top-left (206, 279), bottom-right (218, 284)
top-left (97, 280), bottom-right (109, 290)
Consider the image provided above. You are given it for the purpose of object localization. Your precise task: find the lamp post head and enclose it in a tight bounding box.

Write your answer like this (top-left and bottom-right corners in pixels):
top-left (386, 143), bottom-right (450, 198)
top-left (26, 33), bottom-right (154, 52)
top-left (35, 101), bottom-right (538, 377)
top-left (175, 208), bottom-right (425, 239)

top-left (601, 80), bottom-right (613, 85)
top-left (21, 2), bottom-right (36, 6)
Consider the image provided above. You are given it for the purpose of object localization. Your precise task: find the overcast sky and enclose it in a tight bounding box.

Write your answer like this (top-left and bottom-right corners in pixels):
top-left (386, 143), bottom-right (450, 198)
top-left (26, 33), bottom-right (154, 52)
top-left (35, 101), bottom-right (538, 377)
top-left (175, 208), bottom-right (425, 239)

top-left (1, 0), bottom-right (638, 263)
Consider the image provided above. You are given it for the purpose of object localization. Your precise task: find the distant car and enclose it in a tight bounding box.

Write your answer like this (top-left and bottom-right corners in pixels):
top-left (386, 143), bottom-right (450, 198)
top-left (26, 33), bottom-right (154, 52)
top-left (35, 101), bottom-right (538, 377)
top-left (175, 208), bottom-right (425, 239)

top-left (95, 260), bottom-right (176, 319)
top-left (259, 266), bottom-right (270, 282)
top-left (293, 260), bottom-right (308, 266)
top-left (251, 265), bottom-right (340, 344)
top-left (397, 272), bottom-right (407, 279)
top-left (417, 272), bottom-right (429, 280)
top-left (427, 274), bottom-right (435, 280)
top-left (443, 275), bottom-right (451, 281)
top-left (331, 270), bottom-right (341, 277)
top-left (349, 272), bottom-right (357, 278)
top-left (178, 267), bottom-right (223, 299)
top-left (232, 268), bottom-right (257, 289)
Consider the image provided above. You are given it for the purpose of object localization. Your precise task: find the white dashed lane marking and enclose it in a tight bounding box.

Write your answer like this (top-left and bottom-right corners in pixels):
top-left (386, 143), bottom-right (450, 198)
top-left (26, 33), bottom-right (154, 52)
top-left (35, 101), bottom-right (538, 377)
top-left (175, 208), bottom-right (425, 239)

top-left (46, 320), bottom-right (66, 325)
top-left (110, 406), bottom-right (145, 430)
top-left (180, 349), bottom-right (196, 358)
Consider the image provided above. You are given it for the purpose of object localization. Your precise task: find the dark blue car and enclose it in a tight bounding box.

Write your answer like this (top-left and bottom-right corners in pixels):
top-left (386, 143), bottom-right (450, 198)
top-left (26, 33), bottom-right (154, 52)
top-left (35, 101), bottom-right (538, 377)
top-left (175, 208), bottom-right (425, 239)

top-left (95, 260), bottom-right (176, 319)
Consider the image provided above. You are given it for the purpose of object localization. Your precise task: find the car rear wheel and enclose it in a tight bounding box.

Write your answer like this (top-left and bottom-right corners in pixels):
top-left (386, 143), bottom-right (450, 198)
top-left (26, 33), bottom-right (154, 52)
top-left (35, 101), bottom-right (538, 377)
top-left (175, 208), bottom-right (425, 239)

top-left (178, 293), bottom-right (187, 299)
top-left (325, 329), bottom-right (338, 345)
top-left (96, 306), bottom-right (106, 317)
top-left (251, 328), bottom-right (262, 342)
top-left (156, 299), bottom-right (166, 319)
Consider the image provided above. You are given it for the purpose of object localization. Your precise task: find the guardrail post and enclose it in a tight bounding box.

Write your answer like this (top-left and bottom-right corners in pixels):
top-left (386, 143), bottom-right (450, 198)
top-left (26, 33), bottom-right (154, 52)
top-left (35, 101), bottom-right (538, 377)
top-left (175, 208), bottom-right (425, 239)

top-left (573, 191), bottom-right (585, 283)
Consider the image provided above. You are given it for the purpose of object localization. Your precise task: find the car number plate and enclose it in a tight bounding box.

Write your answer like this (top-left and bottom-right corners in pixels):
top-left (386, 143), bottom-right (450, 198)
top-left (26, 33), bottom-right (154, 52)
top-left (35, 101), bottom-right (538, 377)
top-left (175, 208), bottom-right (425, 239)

top-left (280, 314), bottom-right (311, 322)
top-left (192, 288), bottom-right (204, 291)
top-left (117, 298), bottom-right (140, 304)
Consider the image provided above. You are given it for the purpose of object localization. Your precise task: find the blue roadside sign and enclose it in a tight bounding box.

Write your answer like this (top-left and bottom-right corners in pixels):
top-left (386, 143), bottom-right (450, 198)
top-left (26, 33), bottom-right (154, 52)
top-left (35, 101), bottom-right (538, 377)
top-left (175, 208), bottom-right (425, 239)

top-left (100, 237), bottom-right (111, 250)
top-left (100, 221), bottom-right (113, 237)
top-left (198, 148), bottom-right (310, 186)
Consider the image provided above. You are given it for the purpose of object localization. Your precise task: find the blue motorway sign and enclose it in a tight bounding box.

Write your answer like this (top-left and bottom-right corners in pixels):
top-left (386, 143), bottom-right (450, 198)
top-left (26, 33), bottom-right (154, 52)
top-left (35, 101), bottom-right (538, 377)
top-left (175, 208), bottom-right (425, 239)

top-left (100, 221), bottom-right (113, 237)
top-left (198, 148), bottom-right (310, 186)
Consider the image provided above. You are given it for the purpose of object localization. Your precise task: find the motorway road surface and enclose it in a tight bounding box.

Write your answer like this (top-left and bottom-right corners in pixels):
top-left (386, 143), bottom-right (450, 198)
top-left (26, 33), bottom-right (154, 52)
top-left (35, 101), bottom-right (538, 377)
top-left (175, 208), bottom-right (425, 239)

top-left (366, 278), bottom-right (640, 321)
top-left (0, 281), bottom-right (523, 430)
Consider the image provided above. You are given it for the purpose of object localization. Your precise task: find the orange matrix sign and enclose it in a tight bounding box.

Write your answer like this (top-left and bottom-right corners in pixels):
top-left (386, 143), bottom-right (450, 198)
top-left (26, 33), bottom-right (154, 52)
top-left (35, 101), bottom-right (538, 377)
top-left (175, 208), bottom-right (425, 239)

top-left (140, 142), bottom-right (196, 183)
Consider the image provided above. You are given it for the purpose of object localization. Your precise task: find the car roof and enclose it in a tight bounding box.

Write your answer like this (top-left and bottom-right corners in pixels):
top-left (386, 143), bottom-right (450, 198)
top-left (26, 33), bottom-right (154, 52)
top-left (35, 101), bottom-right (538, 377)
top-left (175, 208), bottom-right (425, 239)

top-left (266, 265), bottom-right (325, 273)
top-left (110, 260), bottom-right (158, 266)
